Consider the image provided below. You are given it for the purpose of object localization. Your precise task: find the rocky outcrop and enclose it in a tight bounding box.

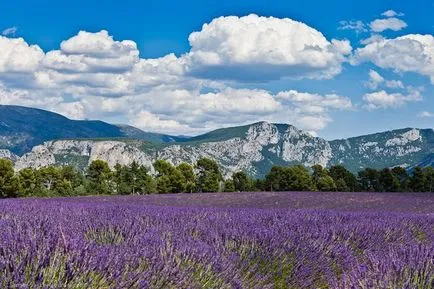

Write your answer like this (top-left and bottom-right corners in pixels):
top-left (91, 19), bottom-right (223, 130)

top-left (0, 149), bottom-right (18, 162)
top-left (7, 122), bottom-right (434, 178)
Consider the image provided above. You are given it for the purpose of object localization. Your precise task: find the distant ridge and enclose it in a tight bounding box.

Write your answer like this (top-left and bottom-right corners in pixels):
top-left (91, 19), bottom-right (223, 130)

top-left (0, 105), bottom-right (184, 155)
top-left (0, 105), bottom-right (433, 177)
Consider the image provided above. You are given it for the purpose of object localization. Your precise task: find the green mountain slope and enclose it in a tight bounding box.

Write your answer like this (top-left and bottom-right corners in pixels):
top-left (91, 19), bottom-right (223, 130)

top-left (0, 105), bottom-right (184, 155)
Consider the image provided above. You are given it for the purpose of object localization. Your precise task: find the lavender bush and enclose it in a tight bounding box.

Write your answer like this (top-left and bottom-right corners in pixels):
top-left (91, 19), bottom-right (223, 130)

top-left (0, 192), bottom-right (433, 288)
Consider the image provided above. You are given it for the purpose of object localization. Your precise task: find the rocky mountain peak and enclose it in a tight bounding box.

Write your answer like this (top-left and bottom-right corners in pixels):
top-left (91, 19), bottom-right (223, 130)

top-left (0, 106), bottom-right (433, 178)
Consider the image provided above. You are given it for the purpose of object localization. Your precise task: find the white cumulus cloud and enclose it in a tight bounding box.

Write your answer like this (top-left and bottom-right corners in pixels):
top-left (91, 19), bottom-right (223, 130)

top-left (43, 30), bottom-right (139, 73)
top-left (363, 89), bottom-right (422, 109)
top-left (352, 34), bottom-right (434, 84)
top-left (369, 17), bottom-right (407, 32)
top-left (184, 14), bottom-right (352, 81)
top-left (276, 90), bottom-right (353, 110)
top-left (0, 17), bottom-right (357, 135)
top-left (275, 90), bottom-right (353, 130)
top-left (366, 69), bottom-right (404, 90)
top-left (0, 36), bottom-right (44, 73)
top-left (366, 70), bottom-right (385, 89)
top-left (132, 111), bottom-right (191, 134)
top-left (60, 30), bottom-right (138, 59)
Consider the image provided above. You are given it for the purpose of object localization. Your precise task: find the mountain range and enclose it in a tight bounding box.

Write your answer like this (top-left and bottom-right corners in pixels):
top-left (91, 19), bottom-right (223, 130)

top-left (0, 105), bottom-right (186, 155)
top-left (0, 105), bottom-right (433, 178)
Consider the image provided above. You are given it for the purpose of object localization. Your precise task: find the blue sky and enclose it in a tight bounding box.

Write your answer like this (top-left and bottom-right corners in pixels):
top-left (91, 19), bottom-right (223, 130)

top-left (0, 0), bottom-right (433, 139)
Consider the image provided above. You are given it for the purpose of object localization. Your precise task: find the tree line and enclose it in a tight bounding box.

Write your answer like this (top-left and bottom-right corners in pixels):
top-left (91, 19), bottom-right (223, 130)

top-left (0, 157), bottom-right (433, 198)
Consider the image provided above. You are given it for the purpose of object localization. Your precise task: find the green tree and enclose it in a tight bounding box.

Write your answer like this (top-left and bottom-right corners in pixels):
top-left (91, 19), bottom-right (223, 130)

top-left (86, 160), bottom-right (113, 195)
top-left (334, 178), bottom-right (348, 192)
top-left (312, 165), bottom-right (327, 182)
top-left (195, 158), bottom-right (222, 192)
top-left (223, 179), bottom-right (235, 192)
top-left (312, 165), bottom-right (336, 191)
top-left (287, 165), bottom-right (315, 191)
top-left (61, 166), bottom-right (84, 188)
top-left (169, 169), bottom-right (187, 193)
top-left (329, 165), bottom-right (357, 191)
top-left (115, 162), bottom-right (156, 195)
top-left (154, 160), bottom-right (186, 193)
top-left (58, 166), bottom-right (86, 196)
top-left (391, 167), bottom-right (410, 191)
top-left (0, 159), bottom-right (19, 198)
top-left (253, 179), bottom-right (265, 191)
top-left (154, 160), bottom-right (174, 176)
top-left (358, 168), bottom-right (381, 192)
top-left (54, 178), bottom-right (74, 196)
top-left (265, 165), bottom-right (314, 191)
top-left (133, 163), bottom-right (156, 194)
top-left (424, 167), bottom-right (434, 192)
top-left (177, 163), bottom-right (196, 193)
top-left (113, 163), bottom-right (128, 194)
top-left (18, 168), bottom-right (39, 197)
top-left (409, 167), bottom-right (427, 192)
top-left (316, 175), bottom-right (337, 192)
top-left (379, 168), bottom-right (400, 192)
top-left (38, 166), bottom-right (62, 196)
top-left (232, 171), bottom-right (253, 192)
top-left (156, 175), bottom-right (171, 194)
top-left (265, 166), bottom-right (285, 191)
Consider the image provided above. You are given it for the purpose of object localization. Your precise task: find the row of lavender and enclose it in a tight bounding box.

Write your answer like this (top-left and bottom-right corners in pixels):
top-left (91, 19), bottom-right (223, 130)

top-left (0, 195), bottom-right (433, 288)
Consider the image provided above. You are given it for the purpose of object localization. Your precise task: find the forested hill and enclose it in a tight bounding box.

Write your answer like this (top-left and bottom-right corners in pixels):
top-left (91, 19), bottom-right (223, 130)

top-left (0, 105), bottom-right (184, 155)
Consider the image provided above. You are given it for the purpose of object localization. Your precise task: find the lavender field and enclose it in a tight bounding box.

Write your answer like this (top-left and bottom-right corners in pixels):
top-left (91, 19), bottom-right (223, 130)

top-left (0, 192), bottom-right (433, 289)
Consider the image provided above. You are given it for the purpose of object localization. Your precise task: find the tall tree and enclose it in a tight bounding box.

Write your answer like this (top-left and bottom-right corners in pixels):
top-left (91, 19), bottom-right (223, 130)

top-left (315, 175), bottom-right (337, 192)
top-left (18, 168), bottom-right (39, 197)
top-left (38, 166), bottom-right (62, 196)
top-left (113, 163), bottom-right (128, 194)
top-left (156, 175), bottom-right (172, 194)
top-left (265, 165), bottom-right (314, 191)
top-left (312, 164), bottom-right (327, 182)
top-left (114, 162), bottom-right (156, 195)
top-left (0, 159), bottom-right (19, 198)
top-left (86, 160), bottom-right (113, 195)
top-left (154, 160), bottom-right (186, 193)
top-left (358, 168), bottom-right (381, 192)
top-left (134, 163), bottom-right (156, 194)
top-left (154, 160), bottom-right (174, 177)
top-left (409, 167), bottom-right (427, 192)
top-left (60, 166), bottom-right (84, 188)
top-left (265, 166), bottom-right (285, 191)
top-left (232, 171), bottom-right (253, 192)
top-left (424, 167), bottom-right (434, 192)
top-left (253, 179), bottom-right (265, 192)
top-left (169, 169), bottom-right (187, 193)
top-left (195, 158), bottom-right (222, 192)
top-left (223, 179), bottom-right (235, 192)
top-left (312, 165), bottom-right (336, 192)
top-left (379, 168), bottom-right (401, 192)
top-left (177, 163), bottom-right (196, 193)
top-left (329, 165), bottom-right (357, 192)
top-left (287, 165), bottom-right (315, 191)
top-left (391, 167), bottom-right (410, 191)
